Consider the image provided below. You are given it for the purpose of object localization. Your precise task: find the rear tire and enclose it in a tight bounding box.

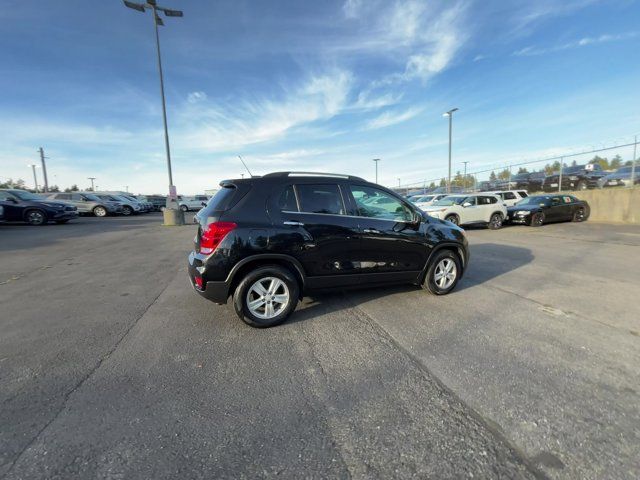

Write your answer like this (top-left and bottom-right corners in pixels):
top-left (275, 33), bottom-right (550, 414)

top-left (122, 205), bottom-right (133, 216)
top-left (180, 205), bottom-right (189, 212)
top-left (444, 214), bottom-right (459, 226)
top-left (25, 209), bottom-right (47, 226)
top-left (233, 265), bottom-right (299, 328)
top-left (529, 212), bottom-right (545, 227)
top-left (572, 207), bottom-right (586, 222)
top-left (488, 213), bottom-right (503, 230)
top-left (422, 250), bottom-right (461, 295)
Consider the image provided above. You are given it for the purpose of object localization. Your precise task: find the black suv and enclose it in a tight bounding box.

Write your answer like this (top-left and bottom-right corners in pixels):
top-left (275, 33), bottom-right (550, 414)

top-left (0, 189), bottom-right (78, 225)
top-left (188, 172), bottom-right (469, 327)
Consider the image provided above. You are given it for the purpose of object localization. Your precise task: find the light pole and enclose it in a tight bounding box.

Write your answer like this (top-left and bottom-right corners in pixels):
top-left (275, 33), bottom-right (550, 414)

top-left (397, 178), bottom-right (401, 188)
top-left (462, 161), bottom-right (469, 192)
top-left (443, 108), bottom-right (458, 193)
top-left (631, 135), bottom-right (637, 188)
top-left (39, 147), bottom-right (49, 192)
top-left (373, 158), bottom-right (380, 184)
top-left (124, 0), bottom-right (184, 222)
top-left (28, 164), bottom-right (38, 192)
top-left (88, 177), bottom-right (96, 192)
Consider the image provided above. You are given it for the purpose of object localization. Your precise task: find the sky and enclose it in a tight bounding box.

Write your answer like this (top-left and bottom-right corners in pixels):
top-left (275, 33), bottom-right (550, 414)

top-left (0, 0), bottom-right (639, 194)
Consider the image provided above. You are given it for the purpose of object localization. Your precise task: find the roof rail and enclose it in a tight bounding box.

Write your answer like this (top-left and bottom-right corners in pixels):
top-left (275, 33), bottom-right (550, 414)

top-left (263, 171), bottom-right (367, 181)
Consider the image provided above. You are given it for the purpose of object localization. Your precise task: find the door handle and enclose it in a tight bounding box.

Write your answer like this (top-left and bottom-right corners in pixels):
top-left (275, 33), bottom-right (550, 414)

top-left (284, 221), bottom-right (305, 226)
top-left (363, 228), bottom-right (381, 234)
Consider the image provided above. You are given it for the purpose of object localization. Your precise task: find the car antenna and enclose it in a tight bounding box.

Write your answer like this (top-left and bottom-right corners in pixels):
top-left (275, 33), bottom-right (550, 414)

top-left (237, 155), bottom-right (254, 178)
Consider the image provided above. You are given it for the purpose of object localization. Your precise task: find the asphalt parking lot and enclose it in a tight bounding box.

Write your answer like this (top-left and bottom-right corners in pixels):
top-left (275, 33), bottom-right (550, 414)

top-left (1, 214), bottom-right (638, 479)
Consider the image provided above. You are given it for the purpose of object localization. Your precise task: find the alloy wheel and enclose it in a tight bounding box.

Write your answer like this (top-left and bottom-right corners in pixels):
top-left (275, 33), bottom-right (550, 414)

top-left (27, 210), bottom-right (45, 225)
top-left (433, 258), bottom-right (457, 290)
top-left (246, 277), bottom-right (290, 320)
top-left (490, 213), bottom-right (503, 229)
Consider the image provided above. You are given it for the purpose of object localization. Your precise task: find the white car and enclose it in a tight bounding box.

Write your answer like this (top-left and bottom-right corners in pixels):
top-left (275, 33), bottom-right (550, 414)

top-left (409, 194), bottom-right (449, 210)
top-left (489, 190), bottom-right (529, 207)
top-left (423, 193), bottom-right (507, 229)
top-left (178, 195), bottom-right (210, 212)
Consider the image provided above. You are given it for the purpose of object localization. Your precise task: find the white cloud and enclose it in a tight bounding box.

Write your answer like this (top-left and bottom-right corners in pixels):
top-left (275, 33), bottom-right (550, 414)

top-left (187, 91), bottom-right (207, 103)
top-left (513, 31), bottom-right (638, 56)
top-left (342, 0), bottom-right (363, 19)
top-left (364, 106), bottom-right (423, 130)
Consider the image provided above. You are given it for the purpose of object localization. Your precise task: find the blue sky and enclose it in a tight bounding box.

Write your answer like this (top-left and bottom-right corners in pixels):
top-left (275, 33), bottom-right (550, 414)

top-left (1, 0), bottom-right (639, 194)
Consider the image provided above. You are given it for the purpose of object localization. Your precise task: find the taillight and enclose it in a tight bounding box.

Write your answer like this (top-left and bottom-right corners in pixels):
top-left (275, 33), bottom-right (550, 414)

top-left (199, 222), bottom-right (237, 254)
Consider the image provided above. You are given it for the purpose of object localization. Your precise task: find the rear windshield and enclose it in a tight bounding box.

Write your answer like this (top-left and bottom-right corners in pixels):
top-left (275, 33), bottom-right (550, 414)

top-left (207, 185), bottom-right (238, 211)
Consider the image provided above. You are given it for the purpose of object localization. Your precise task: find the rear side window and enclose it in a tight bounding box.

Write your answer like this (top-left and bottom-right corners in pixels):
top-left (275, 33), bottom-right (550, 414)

top-left (207, 186), bottom-right (238, 211)
top-left (278, 185), bottom-right (298, 211)
top-left (296, 184), bottom-right (344, 215)
top-left (479, 196), bottom-right (497, 205)
top-left (519, 191), bottom-right (528, 197)
top-left (503, 192), bottom-right (516, 200)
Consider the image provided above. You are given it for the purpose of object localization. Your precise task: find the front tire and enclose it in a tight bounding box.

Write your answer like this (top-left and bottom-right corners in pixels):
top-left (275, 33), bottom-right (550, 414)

top-left (423, 250), bottom-right (461, 295)
top-left (444, 214), bottom-right (459, 226)
top-left (529, 212), bottom-right (545, 227)
top-left (25, 209), bottom-right (47, 226)
top-left (572, 207), bottom-right (586, 222)
top-left (93, 206), bottom-right (107, 217)
top-left (488, 213), bottom-right (503, 230)
top-left (233, 265), bottom-right (299, 328)
top-left (121, 205), bottom-right (133, 216)
top-left (180, 205), bottom-right (189, 212)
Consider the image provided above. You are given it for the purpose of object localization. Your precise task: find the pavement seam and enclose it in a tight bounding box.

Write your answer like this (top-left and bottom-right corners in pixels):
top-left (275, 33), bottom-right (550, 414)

top-left (342, 293), bottom-right (550, 480)
top-left (2, 276), bottom-right (175, 478)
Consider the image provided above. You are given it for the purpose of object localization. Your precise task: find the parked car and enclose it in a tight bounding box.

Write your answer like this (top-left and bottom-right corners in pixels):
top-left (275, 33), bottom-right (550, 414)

top-left (0, 189), bottom-right (78, 225)
top-left (99, 191), bottom-right (150, 213)
top-left (188, 172), bottom-right (469, 327)
top-left (511, 172), bottom-right (546, 192)
top-left (596, 165), bottom-right (640, 188)
top-left (178, 195), bottom-right (210, 212)
top-left (489, 190), bottom-right (529, 207)
top-left (423, 193), bottom-right (507, 229)
top-left (137, 195), bottom-right (166, 211)
top-left (409, 194), bottom-right (449, 210)
top-left (0, 204), bottom-right (4, 223)
top-left (507, 194), bottom-right (590, 226)
top-left (94, 193), bottom-right (141, 215)
top-left (43, 192), bottom-right (123, 217)
top-left (542, 164), bottom-right (606, 192)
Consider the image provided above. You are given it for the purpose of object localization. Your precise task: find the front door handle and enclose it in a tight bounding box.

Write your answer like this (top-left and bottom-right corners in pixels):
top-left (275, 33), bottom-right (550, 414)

top-left (284, 221), bottom-right (304, 226)
top-left (363, 228), bottom-right (381, 234)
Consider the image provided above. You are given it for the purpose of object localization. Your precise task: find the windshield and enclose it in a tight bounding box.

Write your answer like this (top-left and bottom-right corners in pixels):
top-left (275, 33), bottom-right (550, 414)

top-left (432, 196), bottom-right (466, 206)
top-left (414, 195), bottom-right (434, 203)
top-left (563, 166), bottom-right (585, 174)
top-left (11, 190), bottom-right (46, 201)
top-left (83, 193), bottom-right (101, 201)
top-left (516, 195), bottom-right (550, 206)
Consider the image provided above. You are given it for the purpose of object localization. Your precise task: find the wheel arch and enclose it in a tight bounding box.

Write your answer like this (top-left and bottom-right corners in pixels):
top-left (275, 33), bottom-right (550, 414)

top-left (22, 207), bottom-right (49, 222)
top-left (226, 254), bottom-right (306, 300)
top-left (419, 242), bottom-right (466, 284)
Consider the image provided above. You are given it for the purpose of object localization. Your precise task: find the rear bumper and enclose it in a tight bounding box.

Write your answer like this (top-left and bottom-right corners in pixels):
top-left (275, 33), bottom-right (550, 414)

top-left (188, 251), bottom-right (230, 304)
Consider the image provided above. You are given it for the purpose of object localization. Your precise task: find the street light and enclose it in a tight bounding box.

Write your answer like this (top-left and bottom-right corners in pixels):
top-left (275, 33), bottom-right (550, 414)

top-left (28, 164), bottom-right (38, 192)
top-left (443, 107), bottom-right (458, 193)
top-left (88, 177), bottom-right (96, 192)
top-left (462, 161), bottom-right (469, 192)
top-left (373, 158), bottom-right (380, 184)
top-left (123, 0), bottom-right (183, 219)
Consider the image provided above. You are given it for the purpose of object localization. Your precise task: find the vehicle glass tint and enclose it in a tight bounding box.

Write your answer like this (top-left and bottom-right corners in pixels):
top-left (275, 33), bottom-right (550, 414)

top-left (296, 184), bottom-right (344, 215)
top-left (12, 191), bottom-right (44, 201)
top-left (0, 192), bottom-right (14, 201)
top-left (207, 186), bottom-right (238, 211)
top-left (71, 194), bottom-right (83, 201)
top-left (278, 185), bottom-right (298, 211)
top-left (519, 191), bottom-right (528, 197)
top-left (433, 196), bottom-right (466, 206)
top-left (56, 194), bottom-right (71, 200)
top-left (477, 197), bottom-right (491, 205)
top-left (504, 192), bottom-right (516, 200)
top-left (350, 185), bottom-right (412, 221)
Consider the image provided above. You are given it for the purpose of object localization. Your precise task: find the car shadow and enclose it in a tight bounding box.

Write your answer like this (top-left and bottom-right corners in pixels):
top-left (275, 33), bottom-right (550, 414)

top-left (280, 243), bottom-right (534, 325)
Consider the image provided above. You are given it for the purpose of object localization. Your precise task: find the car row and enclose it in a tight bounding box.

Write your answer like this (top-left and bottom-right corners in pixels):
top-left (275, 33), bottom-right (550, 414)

top-left (0, 189), bottom-right (80, 225)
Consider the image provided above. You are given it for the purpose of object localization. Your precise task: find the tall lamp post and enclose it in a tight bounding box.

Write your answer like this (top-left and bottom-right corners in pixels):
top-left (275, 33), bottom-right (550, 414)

top-left (462, 161), bottom-right (469, 192)
top-left (28, 164), bottom-right (38, 192)
top-left (373, 158), bottom-right (380, 184)
top-left (88, 177), bottom-right (96, 192)
top-left (443, 108), bottom-right (458, 193)
top-left (123, 0), bottom-right (184, 224)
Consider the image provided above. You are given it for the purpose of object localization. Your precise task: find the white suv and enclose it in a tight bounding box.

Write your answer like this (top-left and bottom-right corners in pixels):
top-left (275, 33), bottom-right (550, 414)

top-left (409, 194), bottom-right (449, 210)
top-left (178, 195), bottom-right (210, 212)
top-left (423, 193), bottom-right (507, 229)
top-left (490, 190), bottom-right (528, 207)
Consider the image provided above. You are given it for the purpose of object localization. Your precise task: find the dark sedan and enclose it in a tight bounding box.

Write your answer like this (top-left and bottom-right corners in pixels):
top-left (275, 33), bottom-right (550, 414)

top-left (507, 194), bottom-right (590, 226)
top-left (542, 164), bottom-right (606, 192)
top-left (0, 189), bottom-right (78, 225)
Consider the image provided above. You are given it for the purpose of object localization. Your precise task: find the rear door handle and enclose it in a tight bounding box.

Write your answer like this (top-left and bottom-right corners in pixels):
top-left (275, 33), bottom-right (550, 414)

top-left (284, 221), bottom-right (305, 226)
top-left (363, 228), bottom-right (381, 234)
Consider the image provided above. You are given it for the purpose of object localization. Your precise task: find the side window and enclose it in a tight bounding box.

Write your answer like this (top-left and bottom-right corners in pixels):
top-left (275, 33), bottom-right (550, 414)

top-left (278, 185), bottom-right (298, 211)
top-left (551, 196), bottom-right (562, 205)
top-left (350, 185), bottom-right (413, 221)
top-left (0, 192), bottom-right (14, 201)
top-left (504, 192), bottom-right (516, 200)
top-left (296, 184), bottom-right (344, 215)
top-left (464, 196), bottom-right (478, 206)
top-left (57, 193), bottom-right (72, 200)
top-left (71, 194), bottom-right (83, 201)
top-left (519, 191), bottom-right (528, 198)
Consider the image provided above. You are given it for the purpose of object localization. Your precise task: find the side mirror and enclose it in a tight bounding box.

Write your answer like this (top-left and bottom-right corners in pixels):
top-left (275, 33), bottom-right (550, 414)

top-left (8, 197), bottom-right (18, 204)
top-left (462, 202), bottom-right (472, 207)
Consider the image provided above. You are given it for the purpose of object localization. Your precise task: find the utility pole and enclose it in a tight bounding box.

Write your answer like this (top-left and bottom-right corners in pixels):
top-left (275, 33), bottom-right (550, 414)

top-left (373, 158), bottom-right (380, 184)
top-left (631, 135), bottom-right (637, 188)
top-left (39, 147), bottom-right (49, 192)
top-left (462, 161), bottom-right (469, 192)
top-left (126, 185), bottom-right (129, 192)
top-left (29, 164), bottom-right (38, 192)
top-left (443, 108), bottom-right (459, 194)
top-left (558, 157), bottom-right (564, 192)
top-left (88, 177), bottom-right (96, 192)
top-left (397, 178), bottom-right (401, 188)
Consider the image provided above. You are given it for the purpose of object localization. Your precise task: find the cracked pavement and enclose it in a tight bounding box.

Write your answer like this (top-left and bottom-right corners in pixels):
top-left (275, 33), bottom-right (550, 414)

top-left (1, 215), bottom-right (638, 479)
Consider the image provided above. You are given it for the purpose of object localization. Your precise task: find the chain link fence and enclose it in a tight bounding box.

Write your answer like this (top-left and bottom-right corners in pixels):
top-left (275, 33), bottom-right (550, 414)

top-left (394, 136), bottom-right (639, 196)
